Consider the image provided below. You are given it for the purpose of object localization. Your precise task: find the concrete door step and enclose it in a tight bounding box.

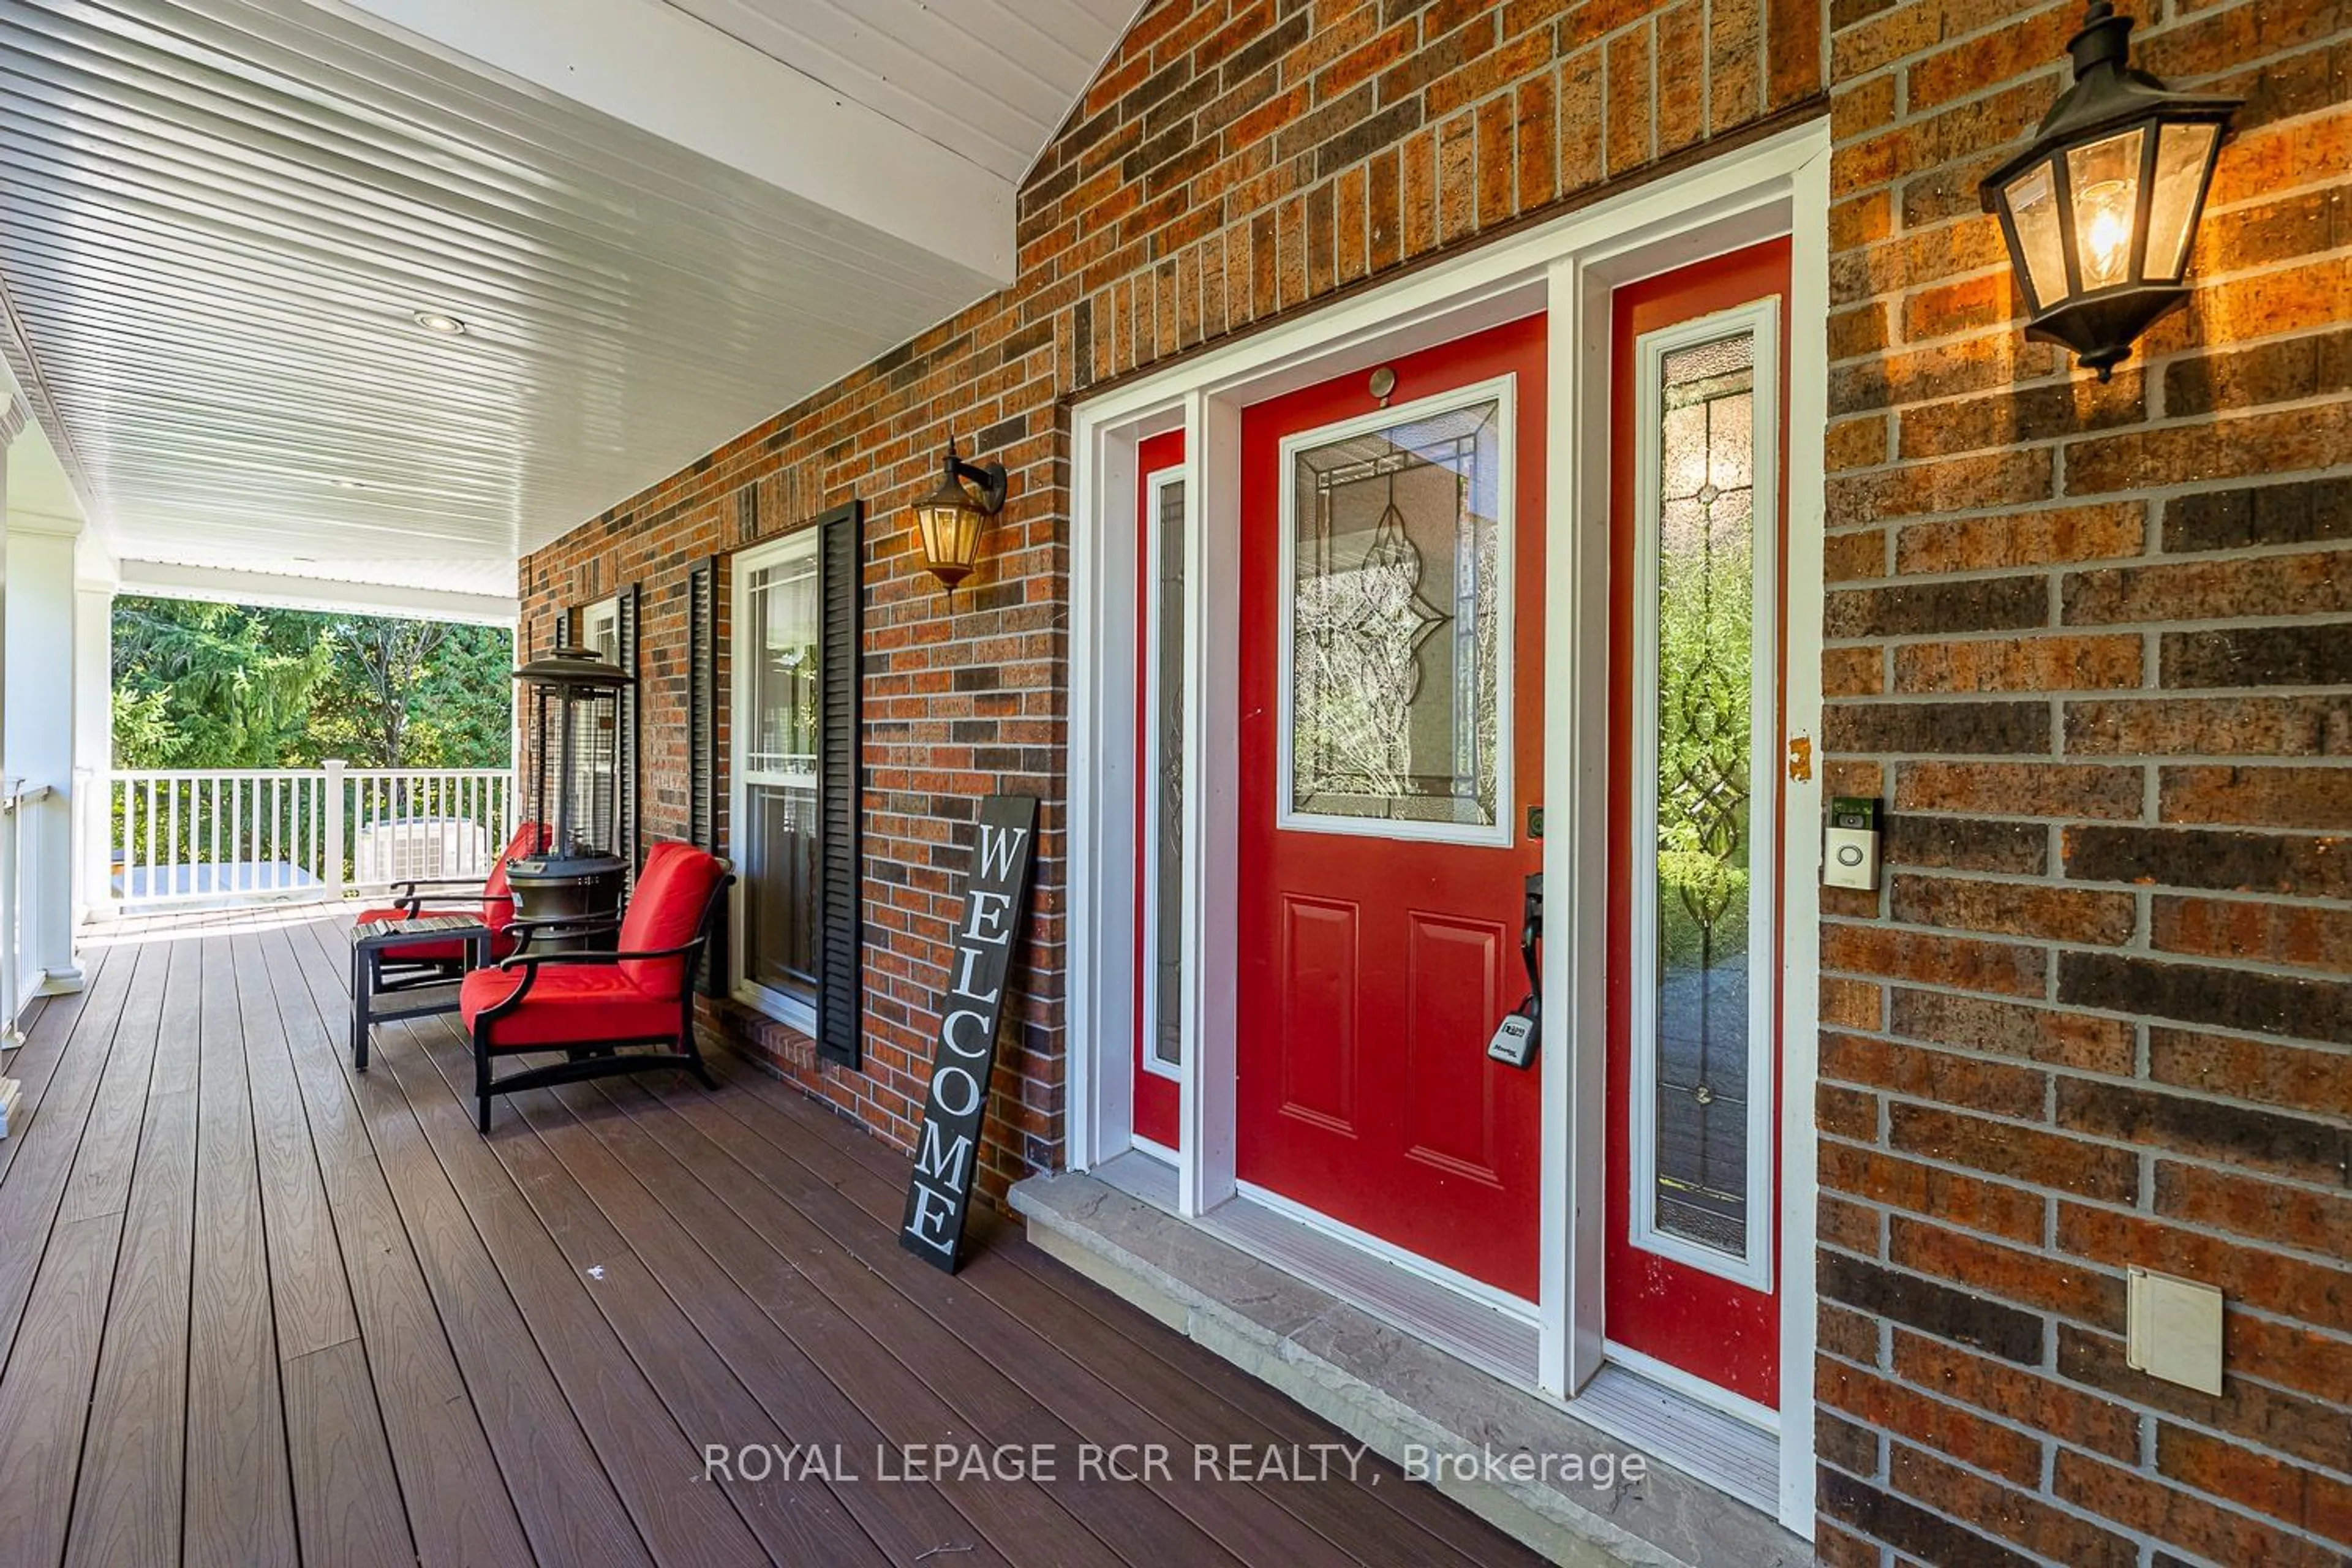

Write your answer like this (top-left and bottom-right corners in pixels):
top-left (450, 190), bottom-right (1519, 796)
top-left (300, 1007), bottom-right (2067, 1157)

top-left (1010, 1166), bottom-right (1814, 1568)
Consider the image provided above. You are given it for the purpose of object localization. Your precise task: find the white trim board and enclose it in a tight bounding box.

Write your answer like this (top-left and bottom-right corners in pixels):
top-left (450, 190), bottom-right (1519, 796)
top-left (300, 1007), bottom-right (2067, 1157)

top-left (1064, 119), bottom-right (1831, 1540)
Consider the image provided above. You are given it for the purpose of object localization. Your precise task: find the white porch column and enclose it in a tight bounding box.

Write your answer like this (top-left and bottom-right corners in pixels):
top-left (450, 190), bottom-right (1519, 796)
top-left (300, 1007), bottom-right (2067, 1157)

top-left (2, 405), bottom-right (87, 993)
top-left (72, 564), bottom-right (114, 924)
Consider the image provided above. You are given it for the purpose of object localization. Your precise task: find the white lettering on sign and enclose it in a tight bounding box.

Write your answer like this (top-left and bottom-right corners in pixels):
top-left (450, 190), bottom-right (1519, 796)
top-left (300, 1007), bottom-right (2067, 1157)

top-left (976, 823), bottom-right (1029, 881)
top-left (914, 1120), bottom-right (972, 1188)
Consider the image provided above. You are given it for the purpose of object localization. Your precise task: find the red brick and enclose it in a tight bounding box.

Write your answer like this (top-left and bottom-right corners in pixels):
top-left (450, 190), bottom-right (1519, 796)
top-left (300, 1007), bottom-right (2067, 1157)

top-left (2152, 894), bottom-right (2352, 973)
top-left (1815, 1361), bottom-right (2042, 1485)
top-left (1887, 1107), bottom-right (2136, 1205)
top-left (1887, 989), bottom-right (2136, 1075)
top-left (1894, 502), bottom-right (2143, 573)
top-left (1890, 1446), bottom-right (2138, 1568)
top-left (2153, 1161), bottom-right (2351, 1259)
top-left (1891, 1335), bottom-right (2139, 1463)
top-left (1889, 874), bottom-right (2135, 945)
top-left (2147, 1027), bottom-right (2352, 1119)
top-left (1893, 761), bottom-right (2144, 822)
top-left (1603, 24), bottom-right (1651, 176)
top-left (1893, 634), bottom-right (2141, 693)
top-left (2159, 764), bottom-right (2352, 831)
top-left (1820, 1141), bottom-right (2047, 1243)
top-left (2055, 1450), bottom-right (2347, 1568)
top-left (1822, 924), bottom-right (2047, 998)
top-left (1889, 1214), bottom-right (2128, 1328)
top-left (2056, 1205), bottom-right (2352, 1332)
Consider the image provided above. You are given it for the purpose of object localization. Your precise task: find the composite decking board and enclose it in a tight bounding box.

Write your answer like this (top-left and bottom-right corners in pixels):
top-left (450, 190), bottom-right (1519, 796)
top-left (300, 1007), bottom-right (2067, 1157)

top-left (0, 943), bottom-right (143, 1373)
top-left (699, 1050), bottom-right (1558, 1568)
top-left (278, 1338), bottom-right (418, 1568)
top-left (186, 935), bottom-right (301, 1568)
top-left (0, 1213), bottom-right (129, 1561)
top-left (228, 930), bottom-right (363, 1360)
top-left (391, 1014), bottom-right (914, 1568)
top-left (356, 1013), bottom-right (775, 1568)
top-left (499, 1061), bottom-right (1149, 1568)
top-left (270, 924), bottom-right (654, 1568)
top-left (0, 943), bottom-right (111, 1189)
top-left (563, 1072), bottom-right (1262, 1568)
top-left (399, 1018), bottom-right (1021, 1568)
top-left (251, 922), bottom-right (534, 1567)
top-left (689, 1062), bottom-right (1503, 1568)
top-left (65, 938), bottom-right (203, 1568)
top-left (607, 1069), bottom-right (1392, 1568)
top-left (13, 913), bottom-right (1555, 1567)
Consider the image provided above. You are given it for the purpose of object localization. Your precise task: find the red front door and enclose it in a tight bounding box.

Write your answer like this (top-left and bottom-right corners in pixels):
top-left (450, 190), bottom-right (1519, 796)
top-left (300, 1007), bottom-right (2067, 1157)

top-left (1237, 315), bottom-right (1546, 1300)
top-left (1604, 241), bottom-right (1791, 1405)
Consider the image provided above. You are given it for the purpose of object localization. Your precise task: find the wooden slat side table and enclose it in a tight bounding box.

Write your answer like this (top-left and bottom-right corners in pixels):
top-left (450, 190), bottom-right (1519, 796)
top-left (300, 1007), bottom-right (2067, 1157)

top-left (350, 914), bottom-right (490, 1069)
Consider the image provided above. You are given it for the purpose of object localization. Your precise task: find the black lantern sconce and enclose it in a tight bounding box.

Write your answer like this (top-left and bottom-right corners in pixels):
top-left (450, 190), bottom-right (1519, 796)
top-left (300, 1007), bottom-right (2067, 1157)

top-left (911, 435), bottom-right (1008, 592)
top-left (1978, 2), bottom-right (2239, 380)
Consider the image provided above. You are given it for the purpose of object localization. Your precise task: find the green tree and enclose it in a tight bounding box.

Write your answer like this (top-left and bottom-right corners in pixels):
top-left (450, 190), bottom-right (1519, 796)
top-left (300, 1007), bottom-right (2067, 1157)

top-left (110, 596), bottom-right (512, 771)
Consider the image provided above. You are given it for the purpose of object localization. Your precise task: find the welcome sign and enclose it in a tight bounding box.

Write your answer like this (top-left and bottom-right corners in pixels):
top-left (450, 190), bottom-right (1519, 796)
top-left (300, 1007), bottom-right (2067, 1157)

top-left (900, 794), bottom-right (1040, 1273)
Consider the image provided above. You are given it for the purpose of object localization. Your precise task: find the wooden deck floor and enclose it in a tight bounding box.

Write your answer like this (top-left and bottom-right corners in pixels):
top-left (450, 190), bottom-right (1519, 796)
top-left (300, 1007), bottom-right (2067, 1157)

top-left (0, 909), bottom-right (1548, 1567)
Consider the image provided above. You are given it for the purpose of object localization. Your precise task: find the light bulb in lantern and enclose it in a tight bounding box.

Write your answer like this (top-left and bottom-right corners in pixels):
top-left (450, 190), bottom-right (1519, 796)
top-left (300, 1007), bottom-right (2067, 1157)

top-left (2078, 178), bottom-right (2134, 288)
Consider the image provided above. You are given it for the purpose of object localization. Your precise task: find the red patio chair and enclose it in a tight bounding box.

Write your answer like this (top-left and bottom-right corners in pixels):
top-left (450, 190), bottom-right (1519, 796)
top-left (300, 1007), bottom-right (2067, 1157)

top-left (352, 819), bottom-right (551, 984)
top-left (458, 840), bottom-right (733, 1132)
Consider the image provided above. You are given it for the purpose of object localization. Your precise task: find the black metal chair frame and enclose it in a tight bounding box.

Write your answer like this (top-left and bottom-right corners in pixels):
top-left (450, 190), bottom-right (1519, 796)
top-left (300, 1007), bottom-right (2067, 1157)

top-left (368, 875), bottom-right (507, 993)
top-left (469, 864), bottom-right (734, 1133)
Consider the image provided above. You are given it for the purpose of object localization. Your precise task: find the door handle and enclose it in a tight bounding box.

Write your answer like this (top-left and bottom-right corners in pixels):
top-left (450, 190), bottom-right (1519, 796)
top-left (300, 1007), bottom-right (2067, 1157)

top-left (1488, 873), bottom-right (1542, 1068)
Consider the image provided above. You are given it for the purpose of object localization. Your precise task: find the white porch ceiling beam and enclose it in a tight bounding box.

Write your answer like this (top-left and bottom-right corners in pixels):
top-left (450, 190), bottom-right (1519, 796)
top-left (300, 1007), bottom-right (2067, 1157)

top-left (118, 559), bottom-right (518, 627)
top-left (295, 0), bottom-right (1017, 287)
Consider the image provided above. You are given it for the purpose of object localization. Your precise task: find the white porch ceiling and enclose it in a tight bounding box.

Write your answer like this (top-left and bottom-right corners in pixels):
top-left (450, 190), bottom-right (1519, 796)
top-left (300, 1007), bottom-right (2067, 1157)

top-left (0, 0), bottom-right (1130, 604)
top-left (666, 0), bottom-right (1142, 184)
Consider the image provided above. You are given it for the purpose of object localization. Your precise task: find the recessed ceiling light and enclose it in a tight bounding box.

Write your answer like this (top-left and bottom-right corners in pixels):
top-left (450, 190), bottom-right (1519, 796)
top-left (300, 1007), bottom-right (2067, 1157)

top-left (412, 309), bottom-right (468, 336)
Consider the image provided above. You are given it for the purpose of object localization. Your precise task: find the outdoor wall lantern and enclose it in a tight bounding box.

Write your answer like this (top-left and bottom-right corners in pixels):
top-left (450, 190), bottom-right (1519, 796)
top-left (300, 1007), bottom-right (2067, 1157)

top-left (1978, 1), bottom-right (2238, 380)
top-left (911, 436), bottom-right (1008, 592)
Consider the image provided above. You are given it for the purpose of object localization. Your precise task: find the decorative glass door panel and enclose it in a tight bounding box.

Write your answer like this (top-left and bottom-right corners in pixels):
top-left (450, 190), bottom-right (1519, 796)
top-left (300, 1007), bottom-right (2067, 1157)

top-left (1635, 319), bottom-right (1774, 1281)
top-left (1606, 241), bottom-right (1789, 1407)
top-left (1280, 387), bottom-right (1512, 844)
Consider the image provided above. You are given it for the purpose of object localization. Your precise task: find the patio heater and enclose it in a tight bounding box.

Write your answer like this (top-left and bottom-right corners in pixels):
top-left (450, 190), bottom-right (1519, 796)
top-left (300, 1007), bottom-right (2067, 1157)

top-left (505, 646), bottom-right (633, 944)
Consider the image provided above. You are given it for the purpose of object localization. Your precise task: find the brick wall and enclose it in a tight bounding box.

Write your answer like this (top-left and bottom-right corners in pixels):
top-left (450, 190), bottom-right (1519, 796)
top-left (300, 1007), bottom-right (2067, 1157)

top-left (1814, 0), bottom-right (2351, 1564)
top-left (518, 0), bottom-right (1817, 1208)
top-left (516, 0), bottom-right (2352, 1561)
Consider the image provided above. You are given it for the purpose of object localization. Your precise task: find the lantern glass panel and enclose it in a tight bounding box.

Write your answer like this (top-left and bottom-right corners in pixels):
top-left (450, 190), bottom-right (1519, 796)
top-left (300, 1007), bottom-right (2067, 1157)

top-left (2066, 128), bottom-right (2146, 291)
top-left (2002, 162), bottom-right (2072, 312)
top-left (2144, 121), bottom-right (2220, 282)
top-left (918, 500), bottom-right (982, 580)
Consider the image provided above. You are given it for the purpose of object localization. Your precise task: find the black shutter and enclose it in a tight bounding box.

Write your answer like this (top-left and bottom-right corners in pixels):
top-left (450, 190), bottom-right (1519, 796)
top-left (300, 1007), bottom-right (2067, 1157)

top-left (816, 501), bottom-right (864, 1068)
top-left (615, 583), bottom-right (640, 879)
top-left (686, 558), bottom-right (725, 997)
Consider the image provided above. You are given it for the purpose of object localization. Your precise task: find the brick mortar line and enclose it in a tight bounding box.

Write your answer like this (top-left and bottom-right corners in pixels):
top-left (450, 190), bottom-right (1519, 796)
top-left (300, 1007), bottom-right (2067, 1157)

top-left (1817, 1116), bottom-right (2352, 1232)
top-left (1814, 1327), bottom-right (2352, 1510)
top-left (1860, 860), bottom-right (2352, 911)
top-left (1812, 1342), bottom-right (2351, 1565)
top-left (1820, 922), bottom-right (2352, 986)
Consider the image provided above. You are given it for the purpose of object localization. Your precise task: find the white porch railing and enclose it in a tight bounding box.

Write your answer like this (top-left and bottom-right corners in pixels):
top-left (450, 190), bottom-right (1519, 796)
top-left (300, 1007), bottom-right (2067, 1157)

top-left (104, 763), bottom-right (516, 909)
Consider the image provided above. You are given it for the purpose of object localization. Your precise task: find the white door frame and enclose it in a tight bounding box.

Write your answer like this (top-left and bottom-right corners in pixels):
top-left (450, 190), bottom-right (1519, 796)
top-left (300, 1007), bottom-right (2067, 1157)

top-left (1065, 120), bottom-right (1830, 1537)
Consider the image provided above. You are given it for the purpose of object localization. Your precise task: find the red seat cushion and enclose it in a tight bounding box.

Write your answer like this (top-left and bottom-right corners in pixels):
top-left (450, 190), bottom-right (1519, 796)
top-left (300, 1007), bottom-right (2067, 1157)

top-left (459, 965), bottom-right (682, 1052)
top-left (352, 821), bottom-right (551, 964)
top-left (351, 908), bottom-right (474, 963)
top-left (615, 842), bottom-right (727, 994)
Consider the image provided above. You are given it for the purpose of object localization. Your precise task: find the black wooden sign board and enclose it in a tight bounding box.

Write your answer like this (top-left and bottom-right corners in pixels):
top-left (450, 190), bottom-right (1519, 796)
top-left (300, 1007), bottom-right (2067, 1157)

top-left (900, 794), bottom-right (1040, 1273)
